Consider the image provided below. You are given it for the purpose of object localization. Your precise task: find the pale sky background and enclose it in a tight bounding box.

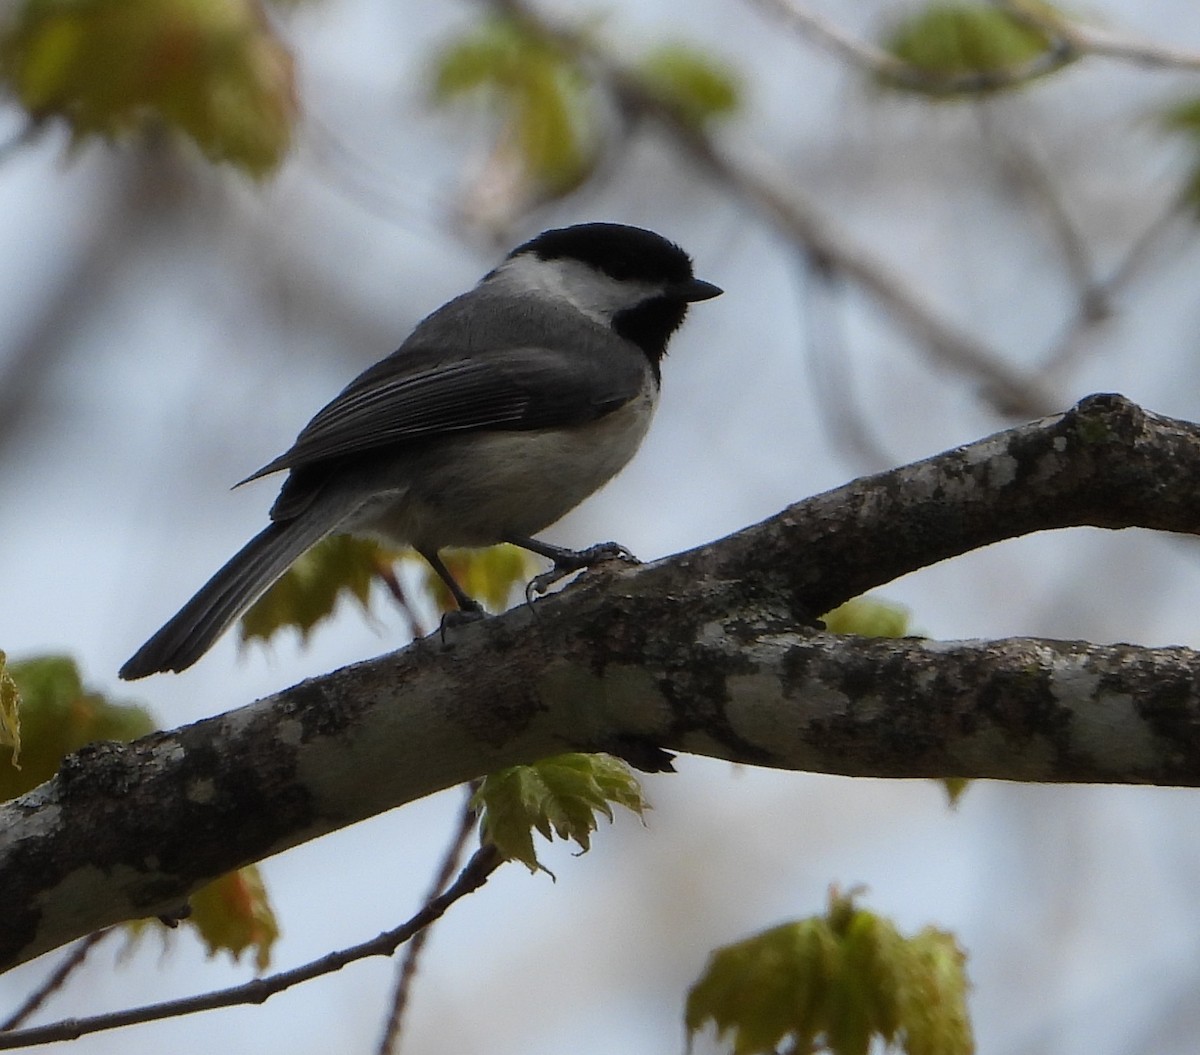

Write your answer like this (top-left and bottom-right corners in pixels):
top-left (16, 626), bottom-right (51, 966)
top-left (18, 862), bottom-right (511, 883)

top-left (4, 1), bottom-right (1200, 1053)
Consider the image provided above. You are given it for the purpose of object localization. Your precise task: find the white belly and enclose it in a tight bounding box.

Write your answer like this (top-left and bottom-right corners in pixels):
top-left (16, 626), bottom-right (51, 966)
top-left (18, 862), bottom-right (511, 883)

top-left (345, 386), bottom-right (656, 550)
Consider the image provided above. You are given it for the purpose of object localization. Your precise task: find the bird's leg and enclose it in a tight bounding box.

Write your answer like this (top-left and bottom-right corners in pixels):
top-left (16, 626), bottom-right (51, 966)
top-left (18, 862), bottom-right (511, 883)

top-left (506, 536), bottom-right (640, 602)
top-left (419, 548), bottom-right (487, 631)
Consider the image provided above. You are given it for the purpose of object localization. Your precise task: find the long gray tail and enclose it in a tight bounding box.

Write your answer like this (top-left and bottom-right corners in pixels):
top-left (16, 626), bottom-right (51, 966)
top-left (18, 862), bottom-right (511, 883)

top-left (119, 516), bottom-right (332, 680)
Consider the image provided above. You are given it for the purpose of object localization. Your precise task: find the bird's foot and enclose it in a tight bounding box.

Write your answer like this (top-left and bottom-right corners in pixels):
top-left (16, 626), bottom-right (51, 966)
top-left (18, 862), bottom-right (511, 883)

top-left (438, 603), bottom-right (487, 643)
top-left (525, 541), bottom-right (639, 602)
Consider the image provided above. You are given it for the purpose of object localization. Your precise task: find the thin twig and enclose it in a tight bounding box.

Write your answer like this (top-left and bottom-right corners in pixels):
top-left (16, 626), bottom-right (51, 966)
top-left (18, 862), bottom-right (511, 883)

top-left (749, 0), bottom-right (1077, 95)
top-left (997, 0), bottom-right (1200, 73)
top-left (0, 930), bottom-right (113, 1031)
top-left (975, 110), bottom-right (1099, 306)
top-left (376, 785), bottom-right (480, 1055)
top-left (0, 846), bottom-right (503, 1051)
top-left (799, 254), bottom-right (893, 471)
top-left (1036, 193), bottom-right (1188, 378)
top-left (754, 0), bottom-right (1200, 83)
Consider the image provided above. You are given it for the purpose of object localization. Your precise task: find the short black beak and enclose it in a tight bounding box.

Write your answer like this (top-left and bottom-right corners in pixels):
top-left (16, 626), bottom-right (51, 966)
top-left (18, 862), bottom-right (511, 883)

top-left (675, 278), bottom-right (724, 302)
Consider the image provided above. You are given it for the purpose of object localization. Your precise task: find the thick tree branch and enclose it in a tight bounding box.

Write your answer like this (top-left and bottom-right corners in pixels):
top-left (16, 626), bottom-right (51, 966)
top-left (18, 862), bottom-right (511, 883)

top-left (4, 393), bottom-right (1200, 972)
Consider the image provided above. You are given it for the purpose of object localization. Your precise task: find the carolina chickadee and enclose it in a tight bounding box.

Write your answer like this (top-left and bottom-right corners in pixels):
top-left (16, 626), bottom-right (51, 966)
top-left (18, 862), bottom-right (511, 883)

top-left (119, 222), bottom-right (721, 679)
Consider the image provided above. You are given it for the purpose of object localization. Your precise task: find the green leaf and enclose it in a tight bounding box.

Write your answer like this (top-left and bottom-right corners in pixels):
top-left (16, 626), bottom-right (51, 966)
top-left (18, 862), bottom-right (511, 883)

top-left (431, 17), bottom-right (597, 195)
top-left (0, 0), bottom-right (296, 176)
top-left (939, 777), bottom-right (971, 807)
top-left (0, 651), bottom-right (20, 765)
top-left (822, 597), bottom-right (911, 638)
top-left (239, 534), bottom-right (397, 647)
top-left (1, 655), bottom-right (155, 800)
top-left (188, 864), bottom-right (279, 971)
top-left (896, 928), bottom-right (974, 1055)
top-left (473, 753), bottom-right (648, 872)
top-left (879, 1), bottom-right (1058, 95)
top-left (1160, 96), bottom-right (1200, 217)
top-left (634, 44), bottom-right (741, 129)
top-left (686, 889), bottom-right (975, 1055)
top-left (686, 919), bottom-right (838, 1055)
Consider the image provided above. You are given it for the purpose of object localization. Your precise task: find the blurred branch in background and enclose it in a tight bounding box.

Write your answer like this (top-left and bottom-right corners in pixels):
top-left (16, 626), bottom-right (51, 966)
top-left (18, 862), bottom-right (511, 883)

top-left (474, 0), bottom-right (1061, 417)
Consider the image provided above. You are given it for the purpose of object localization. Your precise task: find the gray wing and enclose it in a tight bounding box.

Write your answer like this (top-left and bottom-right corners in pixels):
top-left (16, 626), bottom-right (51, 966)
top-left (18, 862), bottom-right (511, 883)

top-left (238, 296), bottom-right (648, 484)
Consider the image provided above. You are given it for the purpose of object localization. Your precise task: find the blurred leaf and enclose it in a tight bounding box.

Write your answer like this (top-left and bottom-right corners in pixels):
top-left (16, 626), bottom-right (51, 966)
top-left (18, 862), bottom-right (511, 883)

top-left (822, 597), bottom-right (911, 638)
top-left (0, 655), bottom-right (154, 800)
top-left (879, 1), bottom-right (1059, 95)
top-left (1162, 97), bottom-right (1200, 137)
top-left (686, 889), bottom-right (974, 1055)
top-left (0, 0), bottom-right (296, 175)
top-left (0, 651), bottom-right (20, 764)
top-left (939, 777), bottom-right (971, 807)
top-left (473, 753), bottom-right (648, 872)
top-left (1160, 96), bottom-right (1200, 217)
top-left (686, 918), bottom-right (838, 1055)
top-left (189, 864), bottom-right (279, 971)
top-left (431, 16), bottom-right (598, 197)
top-left (897, 928), bottom-right (974, 1055)
top-left (241, 536), bottom-right (539, 647)
top-left (239, 534), bottom-right (399, 647)
top-left (634, 44), bottom-right (741, 129)
top-left (418, 544), bottom-right (538, 615)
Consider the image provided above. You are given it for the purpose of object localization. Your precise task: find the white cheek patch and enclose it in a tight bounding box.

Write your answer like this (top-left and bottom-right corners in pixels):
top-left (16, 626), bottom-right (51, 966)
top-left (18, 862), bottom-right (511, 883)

top-left (491, 255), bottom-right (662, 326)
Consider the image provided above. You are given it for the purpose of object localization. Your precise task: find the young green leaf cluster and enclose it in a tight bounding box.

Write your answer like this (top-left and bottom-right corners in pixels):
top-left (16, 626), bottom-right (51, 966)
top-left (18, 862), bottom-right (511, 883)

top-left (186, 866), bottom-right (279, 973)
top-left (822, 597), bottom-right (911, 639)
top-left (431, 17), bottom-right (598, 199)
top-left (686, 889), bottom-right (973, 1055)
top-left (0, 0), bottom-right (296, 175)
top-left (0, 655), bottom-right (154, 799)
top-left (430, 15), bottom-right (741, 210)
top-left (239, 535), bottom-right (390, 648)
top-left (879, 0), bottom-right (1061, 94)
top-left (632, 44), bottom-right (742, 130)
top-left (472, 753), bottom-right (648, 873)
top-left (238, 537), bottom-right (537, 647)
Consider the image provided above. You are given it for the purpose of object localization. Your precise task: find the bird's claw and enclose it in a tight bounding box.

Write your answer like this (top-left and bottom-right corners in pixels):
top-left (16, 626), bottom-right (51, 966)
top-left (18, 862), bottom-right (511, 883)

top-left (438, 605), bottom-right (487, 643)
top-left (525, 541), bottom-right (640, 602)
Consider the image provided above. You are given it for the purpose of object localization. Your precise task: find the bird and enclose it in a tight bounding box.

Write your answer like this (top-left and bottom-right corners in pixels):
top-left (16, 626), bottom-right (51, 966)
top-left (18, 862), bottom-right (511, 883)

top-left (119, 222), bottom-right (722, 679)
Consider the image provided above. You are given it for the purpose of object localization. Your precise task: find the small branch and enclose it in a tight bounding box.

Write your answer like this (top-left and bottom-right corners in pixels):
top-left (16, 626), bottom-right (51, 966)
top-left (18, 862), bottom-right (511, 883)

top-left (798, 257), bottom-right (893, 470)
top-left (1036, 194), bottom-right (1188, 378)
top-left (998, 0), bottom-right (1200, 73)
top-left (0, 930), bottom-right (112, 1031)
top-left (0, 847), bottom-right (502, 1051)
top-left (975, 113), bottom-right (1098, 304)
top-left (753, 0), bottom-right (1200, 82)
top-left (376, 786), bottom-right (479, 1055)
top-left (749, 0), bottom-right (1076, 94)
